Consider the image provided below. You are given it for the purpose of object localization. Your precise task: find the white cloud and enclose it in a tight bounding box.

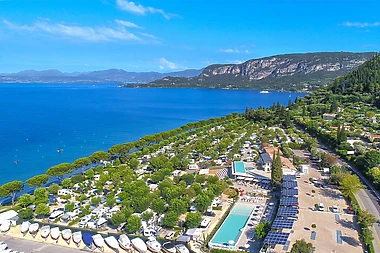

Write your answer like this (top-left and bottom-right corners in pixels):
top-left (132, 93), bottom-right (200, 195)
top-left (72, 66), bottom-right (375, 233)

top-left (115, 19), bottom-right (141, 28)
top-left (3, 19), bottom-right (142, 42)
top-left (342, 21), bottom-right (380, 28)
top-left (138, 32), bottom-right (156, 39)
top-left (218, 48), bottom-right (249, 54)
top-left (159, 58), bottom-right (177, 70)
top-left (226, 60), bottom-right (244, 64)
top-left (116, 0), bottom-right (173, 19)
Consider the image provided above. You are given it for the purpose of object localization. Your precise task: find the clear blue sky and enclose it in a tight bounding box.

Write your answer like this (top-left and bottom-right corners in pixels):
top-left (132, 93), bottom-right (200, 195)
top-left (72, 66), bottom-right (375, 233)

top-left (0, 0), bottom-right (379, 73)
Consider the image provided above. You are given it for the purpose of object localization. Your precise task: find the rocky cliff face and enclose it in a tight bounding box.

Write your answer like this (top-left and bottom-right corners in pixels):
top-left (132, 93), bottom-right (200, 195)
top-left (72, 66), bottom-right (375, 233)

top-left (147, 52), bottom-right (376, 91)
top-left (201, 52), bottom-right (372, 80)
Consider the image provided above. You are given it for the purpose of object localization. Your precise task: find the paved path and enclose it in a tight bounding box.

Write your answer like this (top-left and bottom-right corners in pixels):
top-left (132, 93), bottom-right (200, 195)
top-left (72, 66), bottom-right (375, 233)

top-left (0, 235), bottom-right (83, 253)
top-left (317, 143), bottom-right (380, 252)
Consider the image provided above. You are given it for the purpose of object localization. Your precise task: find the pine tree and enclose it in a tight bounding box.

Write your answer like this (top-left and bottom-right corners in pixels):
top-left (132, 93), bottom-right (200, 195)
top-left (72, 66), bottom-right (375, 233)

top-left (271, 150), bottom-right (283, 186)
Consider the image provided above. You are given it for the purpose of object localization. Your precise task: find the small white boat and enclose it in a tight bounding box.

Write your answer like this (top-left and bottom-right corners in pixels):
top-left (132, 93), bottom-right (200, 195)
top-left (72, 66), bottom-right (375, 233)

top-left (50, 227), bottom-right (60, 241)
top-left (105, 236), bottom-right (119, 250)
top-left (175, 244), bottom-right (189, 253)
top-left (118, 234), bottom-right (132, 251)
top-left (146, 237), bottom-right (161, 253)
top-left (20, 221), bottom-right (31, 234)
top-left (40, 225), bottom-right (50, 239)
top-left (92, 234), bottom-right (105, 249)
top-left (260, 90), bottom-right (269, 94)
top-left (62, 229), bottom-right (72, 242)
top-left (0, 243), bottom-right (7, 251)
top-left (0, 220), bottom-right (11, 233)
top-left (131, 237), bottom-right (147, 253)
top-left (29, 223), bottom-right (39, 237)
top-left (162, 242), bottom-right (176, 253)
top-left (72, 231), bottom-right (82, 246)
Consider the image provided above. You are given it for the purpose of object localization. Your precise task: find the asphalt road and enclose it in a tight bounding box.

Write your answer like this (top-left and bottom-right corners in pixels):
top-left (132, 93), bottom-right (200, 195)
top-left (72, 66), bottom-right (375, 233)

top-left (317, 143), bottom-right (380, 252)
top-left (0, 235), bottom-right (84, 253)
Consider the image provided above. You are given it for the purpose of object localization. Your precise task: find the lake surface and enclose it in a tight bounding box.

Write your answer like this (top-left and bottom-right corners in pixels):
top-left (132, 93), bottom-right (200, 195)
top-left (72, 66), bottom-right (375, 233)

top-left (0, 83), bottom-right (305, 185)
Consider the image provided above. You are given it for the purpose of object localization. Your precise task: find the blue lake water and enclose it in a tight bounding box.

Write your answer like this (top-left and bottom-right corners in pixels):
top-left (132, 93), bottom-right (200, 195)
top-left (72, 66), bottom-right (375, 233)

top-left (0, 83), bottom-right (305, 185)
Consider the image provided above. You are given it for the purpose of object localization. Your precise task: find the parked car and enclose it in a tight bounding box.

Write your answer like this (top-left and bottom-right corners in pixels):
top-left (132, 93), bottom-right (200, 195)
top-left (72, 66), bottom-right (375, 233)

top-left (331, 206), bottom-right (339, 213)
top-left (165, 231), bottom-right (175, 240)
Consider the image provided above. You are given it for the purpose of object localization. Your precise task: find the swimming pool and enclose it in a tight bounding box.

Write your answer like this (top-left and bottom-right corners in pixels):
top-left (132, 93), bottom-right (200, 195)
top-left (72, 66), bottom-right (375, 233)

top-left (234, 161), bottom-right (245, 174)
top-left (210, 203), bottom-right (254, 248)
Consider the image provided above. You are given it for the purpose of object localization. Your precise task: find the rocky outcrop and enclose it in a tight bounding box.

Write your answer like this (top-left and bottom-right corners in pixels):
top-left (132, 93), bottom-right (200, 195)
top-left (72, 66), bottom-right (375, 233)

top-left (147, 52), bottom-right (376, 90)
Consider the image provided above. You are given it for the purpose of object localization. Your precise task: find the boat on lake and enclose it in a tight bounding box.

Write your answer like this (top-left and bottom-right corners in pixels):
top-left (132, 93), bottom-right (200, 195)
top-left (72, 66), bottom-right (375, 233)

top-left (29, 223), bottom-right (39, 237)
top-left (0, 220), bottom-right (11, 233)
top-left (62, 228), bottom-right (72, 243)
top-left (50, 227), bottom-right (60, 241)
top-left (118, 234), bottom-right (132, 251)
top-left (131, 237), bottom-right (147, 253)
top-left (260, 90), bottom-right (269, 94)
top-left (146, 237), bottom-right (161, 253)
top-left (175, 244), bottom-right (190, 253)
top-left (92, 234), bottom-right (105, 249)
top-left (20, 221), bottom-right (31, 234)
top-left (40, 225), bottom-right (50, 239)
top-left (72, 231), bottom-right (82, 246)
top-left (57, 149), bottom-right (63, 153)
top-left (105, 236), bottom-right (119, 250)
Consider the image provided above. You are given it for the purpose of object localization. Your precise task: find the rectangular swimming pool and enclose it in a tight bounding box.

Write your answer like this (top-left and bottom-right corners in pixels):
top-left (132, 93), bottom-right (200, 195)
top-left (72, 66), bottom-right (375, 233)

top-left (210, 203), bottom-right (254, 247)
top-left (234, 161), bottom-right (245, 174)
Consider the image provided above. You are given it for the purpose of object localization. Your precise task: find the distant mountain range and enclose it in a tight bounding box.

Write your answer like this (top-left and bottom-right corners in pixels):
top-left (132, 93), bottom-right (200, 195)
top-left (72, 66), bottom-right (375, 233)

top-left (0, 68), bottom-right (203, 83)
top-left (136, 52), bottom-right (376, 91)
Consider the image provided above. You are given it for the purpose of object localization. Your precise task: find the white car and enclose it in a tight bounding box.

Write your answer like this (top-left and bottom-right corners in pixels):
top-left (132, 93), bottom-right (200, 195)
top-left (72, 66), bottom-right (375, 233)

top-left (332, 206), bottom-right (339, 213)
top-left (165, 231), bottom-right (175, 240)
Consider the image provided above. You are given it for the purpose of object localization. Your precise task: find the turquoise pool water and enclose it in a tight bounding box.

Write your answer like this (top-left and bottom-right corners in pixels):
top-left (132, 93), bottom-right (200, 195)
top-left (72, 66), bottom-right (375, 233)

top-left (234, 161), bottom-right (245, 174)
top-left (210, 203), bottom-right (254, 245)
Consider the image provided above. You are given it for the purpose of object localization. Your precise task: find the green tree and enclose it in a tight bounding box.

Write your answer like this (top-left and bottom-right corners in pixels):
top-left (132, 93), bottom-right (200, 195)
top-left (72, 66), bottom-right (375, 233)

top-left (151, 198), bottom-right (166, 214)
top-left (339, 174), bottom-right (364, 197)
top-left (162, 211), bottom-right (179, 228)
top-left (129, 158), bottom-right (140, 170)
top-left (35, 203), bottom-right (50, 217)
top-left (181, 174), bottom-right (195, 185)
top-left (65, 202), bottom-right (75, 212)
top-left (47, 183), bottom-right (60, 194)
top-left (18, 194), bottom-right (35, 208)
top-left (254, 222), bottom-right (271, 239)
top-left (271, 150), bottom-right (282, 186)
top-left (71, 157), bottom-right (91, 169)
top-left (89, 151), bottom-right (110, 163)
top-left (0, 180), bottom-right (24, 207)
top-left (169, 198), bottom-right (188, 215)
top-left (358, 210), bottom-right (377, 227)
top-left (61, 178), bottom-right (72, 188)
top-left (84, 169), bottom-right (95, 179)
top-left (110, 211), bottom-right (126, 226)
top-left (18, 208), bottom-right (33, 219)
top-left (91, 196), bottom-right (102, 206)
top-left (26, 174), bottom-right (49, 188)
top-left (290, 239), bottom-right (315, 253)
top-left (185, 212), bottom-right (202, 228)
top-left (141, 211), bottom-right (154, 221)
top-left (33, 187), bottom-right (48, 204)
top-left (46, 163), bottom-right (72, 181)
top-left (126, 215), bottom-right (142, 233)
top-left (195, 174), bottom-right (206, 184)
top-left (360, 227), bottom-right (374, 246)
top-left (106, 195), bottom-right (116, 207)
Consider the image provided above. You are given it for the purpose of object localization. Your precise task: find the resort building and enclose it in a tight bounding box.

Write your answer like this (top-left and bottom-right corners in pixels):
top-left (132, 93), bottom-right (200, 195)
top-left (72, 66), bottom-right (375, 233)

top-left (230, 161), bottom-right (255, 179)
top-left (259, 152), bottom-right (272, 172)
top-left (322, 113), bottom-right (337, 120)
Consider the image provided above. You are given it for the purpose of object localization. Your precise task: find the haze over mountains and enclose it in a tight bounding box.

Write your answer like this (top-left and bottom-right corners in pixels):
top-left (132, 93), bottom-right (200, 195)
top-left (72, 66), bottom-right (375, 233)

top-left (0, 68), bottom-right (203, 84)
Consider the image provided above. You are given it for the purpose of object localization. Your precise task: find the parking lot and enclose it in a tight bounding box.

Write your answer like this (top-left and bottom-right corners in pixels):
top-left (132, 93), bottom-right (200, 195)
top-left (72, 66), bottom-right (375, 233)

top-left (288, 163), bottom-right (363, 252)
